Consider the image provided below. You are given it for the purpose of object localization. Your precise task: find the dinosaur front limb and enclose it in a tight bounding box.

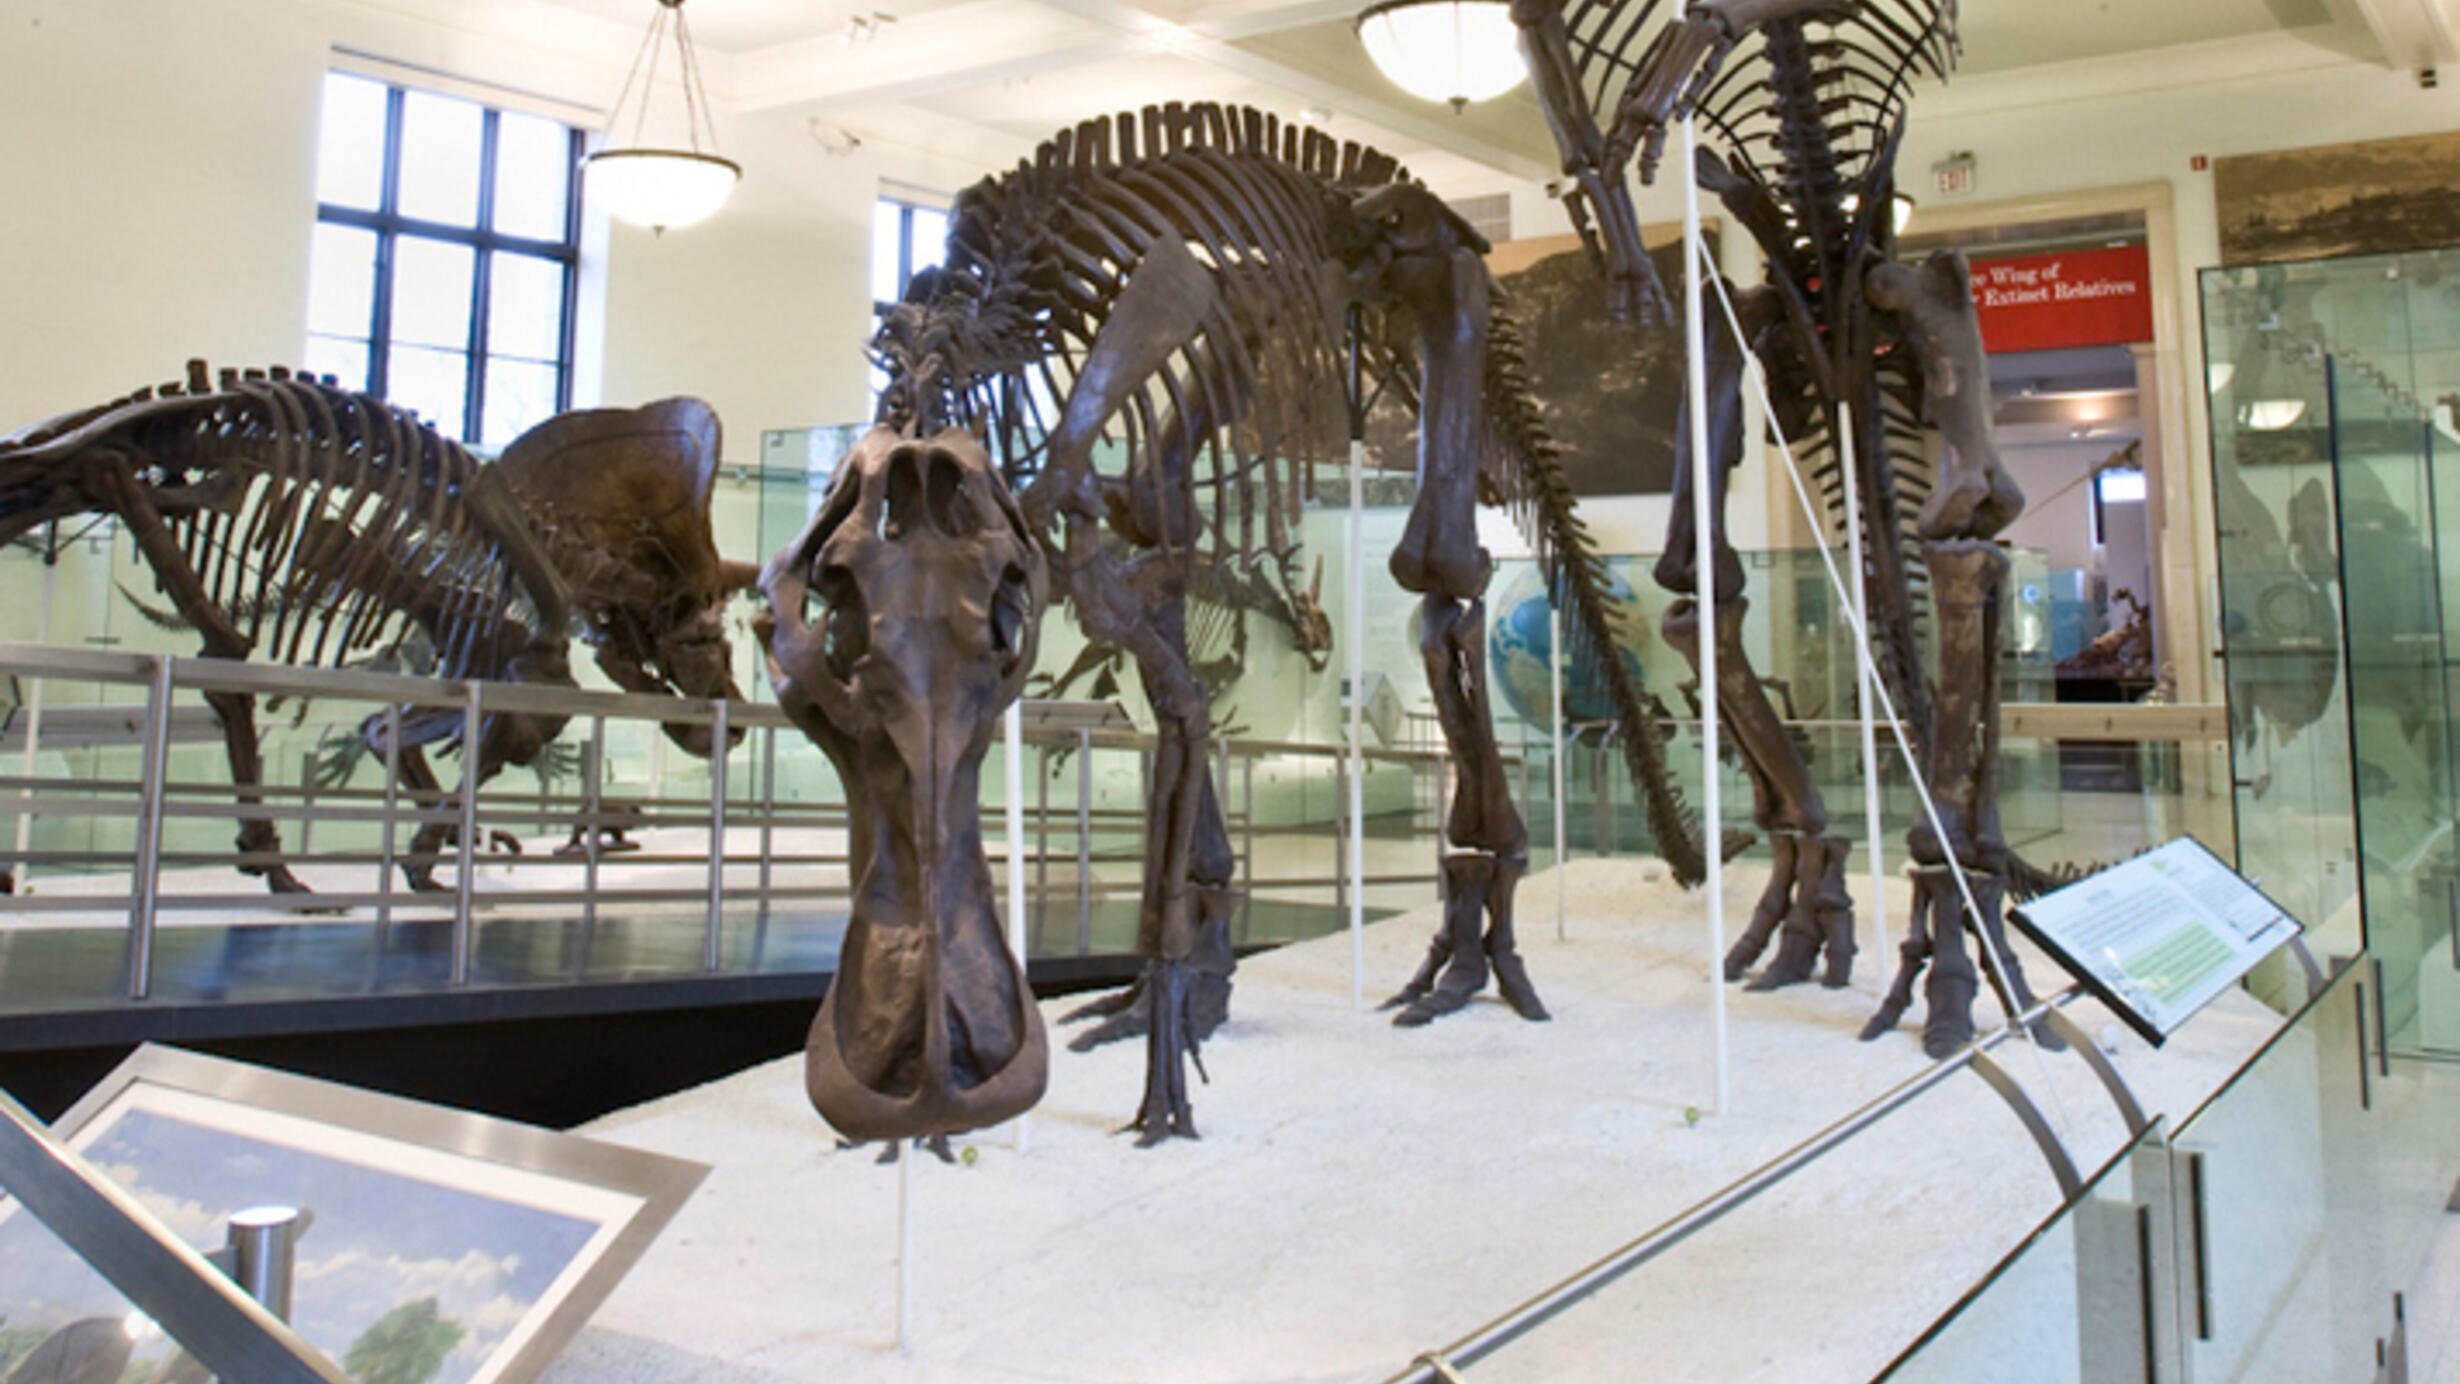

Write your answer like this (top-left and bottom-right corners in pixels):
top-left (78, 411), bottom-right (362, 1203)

top-left (1867, 252), bottom-right (2024, 541)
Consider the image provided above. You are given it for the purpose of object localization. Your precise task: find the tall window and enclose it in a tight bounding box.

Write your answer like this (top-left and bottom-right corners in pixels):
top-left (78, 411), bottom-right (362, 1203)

top-left (870, 196), bottom-right (948, 401)
top-left (306, 72), bottom-right (582, 450)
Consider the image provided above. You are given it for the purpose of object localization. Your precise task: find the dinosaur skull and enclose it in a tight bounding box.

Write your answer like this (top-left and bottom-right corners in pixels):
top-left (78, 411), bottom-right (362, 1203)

top-left (760, 425), bottom-right (1049, 1141)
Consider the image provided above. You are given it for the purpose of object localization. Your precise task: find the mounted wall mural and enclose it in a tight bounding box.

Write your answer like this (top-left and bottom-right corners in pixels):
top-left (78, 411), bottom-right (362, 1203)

top-left (1363, 227), bottom-right (1708, 495)
top-left (2216, 130), bottom-right (2460, 266)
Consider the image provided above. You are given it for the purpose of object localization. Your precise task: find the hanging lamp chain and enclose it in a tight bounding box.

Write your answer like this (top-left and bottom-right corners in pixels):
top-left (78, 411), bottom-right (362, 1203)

top-left (601, 0), bottom-right (723, 156)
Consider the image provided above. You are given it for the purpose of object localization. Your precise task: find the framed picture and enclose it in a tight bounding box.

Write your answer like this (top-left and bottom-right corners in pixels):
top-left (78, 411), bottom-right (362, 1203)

top-left (0, 1045), bottom-right (704, 1384)
top-left (2216, 130), bottom-right (2460, 266)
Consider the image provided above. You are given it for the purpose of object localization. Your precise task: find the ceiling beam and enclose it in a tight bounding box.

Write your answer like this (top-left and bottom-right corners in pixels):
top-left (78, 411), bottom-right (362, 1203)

top-left (2330, 0), bottom-right (2460, 66)
top-left (727, 0), bottom-right (1552, 181)
top-left (1030, 0), bottom-right (1554, 179)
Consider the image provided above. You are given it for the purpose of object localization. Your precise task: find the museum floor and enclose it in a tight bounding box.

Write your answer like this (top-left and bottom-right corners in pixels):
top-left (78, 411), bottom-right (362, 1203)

top-left (535, 856), bottom-right (2295, 1383)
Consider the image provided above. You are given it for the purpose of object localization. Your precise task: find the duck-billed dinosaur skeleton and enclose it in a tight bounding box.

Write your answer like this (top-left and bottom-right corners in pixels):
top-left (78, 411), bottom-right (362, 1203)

top-left (0, 365), bottom-right (754, 892)
top-left (766, 102), bottom-right (1706, 1144)
top-left (1514, 0), bottom-right (2060, 1054)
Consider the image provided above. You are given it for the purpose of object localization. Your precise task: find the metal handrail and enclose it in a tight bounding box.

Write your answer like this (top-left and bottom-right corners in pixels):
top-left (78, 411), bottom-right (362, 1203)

top-left (1380, 988), bottom-right (2097, 1383)
top-left (0, 646), bottom-right (1479, 1009)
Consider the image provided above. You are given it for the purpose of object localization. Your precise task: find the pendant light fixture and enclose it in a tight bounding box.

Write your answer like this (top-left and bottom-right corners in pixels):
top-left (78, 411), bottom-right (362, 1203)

top-left (1355, 0), bottom-right (1529, 111)
top-left (585, 0), bottom-right (740, 232)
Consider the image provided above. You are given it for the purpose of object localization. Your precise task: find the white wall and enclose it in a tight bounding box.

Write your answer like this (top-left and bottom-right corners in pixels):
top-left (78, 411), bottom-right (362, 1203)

top-left (0, 0), bottom-right (327, 426)
top-left (0, 0), bottom-right (949, 460)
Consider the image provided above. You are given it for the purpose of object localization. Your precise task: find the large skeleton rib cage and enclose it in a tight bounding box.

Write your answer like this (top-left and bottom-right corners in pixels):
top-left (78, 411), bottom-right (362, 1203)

top-left (849, 102), bottom-right (1708, 1140)
top-left (0, 362), bottom-right (574, 893)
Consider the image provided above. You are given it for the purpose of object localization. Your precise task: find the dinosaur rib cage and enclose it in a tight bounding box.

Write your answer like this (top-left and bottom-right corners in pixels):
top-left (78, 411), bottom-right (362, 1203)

top-left (0, 366), bottom-right (545, 679)
top-left (873, 100), bottom-right (1713, 884)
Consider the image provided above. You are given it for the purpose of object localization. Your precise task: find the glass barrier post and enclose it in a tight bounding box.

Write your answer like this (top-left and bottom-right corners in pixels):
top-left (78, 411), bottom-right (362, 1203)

top-left (1035, 741), bottom-right (1050, 952)
top-left (703, 698), bottom-right (729, 973)
top-left (378, 702), bottom-right (401, 936)
top-left (127, 654), bottom-right (178, 1001)
top-left (1075, 727), bottom-right (1092, 955)
top-left (450, 680), bottom-right (482, 986)
top-left (758, 723), bottom-right (777, 921)
top-left (1239, 754), bottom-right (1254, 946)
top-left (582, 715), bottom-right (604, 930)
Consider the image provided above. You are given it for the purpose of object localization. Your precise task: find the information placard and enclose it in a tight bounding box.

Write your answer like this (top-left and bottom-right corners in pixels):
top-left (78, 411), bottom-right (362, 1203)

top-left (2008, 836), bottom-right (2303, 1045)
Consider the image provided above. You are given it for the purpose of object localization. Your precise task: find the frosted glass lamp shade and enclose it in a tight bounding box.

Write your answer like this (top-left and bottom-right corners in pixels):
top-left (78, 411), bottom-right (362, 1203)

top-left (1356, 0), bottom-right (1527, 109)
top-left (584, 149), bottom-right (741, 230)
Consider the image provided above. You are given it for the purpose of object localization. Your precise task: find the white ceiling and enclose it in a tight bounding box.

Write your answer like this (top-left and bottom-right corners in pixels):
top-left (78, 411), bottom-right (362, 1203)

top-left (512, 0), bottom-right (2430, 180)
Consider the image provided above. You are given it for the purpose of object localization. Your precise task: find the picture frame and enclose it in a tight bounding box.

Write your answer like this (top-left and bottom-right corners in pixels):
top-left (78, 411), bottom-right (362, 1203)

top-left (0, 1044), bottom-right (705, 1384)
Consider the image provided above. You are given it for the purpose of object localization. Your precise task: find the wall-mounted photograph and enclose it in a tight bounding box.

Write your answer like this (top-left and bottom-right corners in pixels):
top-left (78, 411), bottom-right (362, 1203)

top-left (2215, 130), bottom-right (2460, 266)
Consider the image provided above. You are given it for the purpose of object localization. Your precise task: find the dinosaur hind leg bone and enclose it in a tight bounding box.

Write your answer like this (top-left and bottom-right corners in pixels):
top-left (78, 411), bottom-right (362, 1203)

top-left (1367, 213), bottom-right (1545, 1027)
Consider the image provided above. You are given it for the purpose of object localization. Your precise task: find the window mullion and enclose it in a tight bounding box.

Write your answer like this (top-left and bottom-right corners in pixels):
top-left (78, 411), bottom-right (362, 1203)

top-left (368, 86), bottom-right (407, 401)
top-left (466, 108), bottom-right (501, 443)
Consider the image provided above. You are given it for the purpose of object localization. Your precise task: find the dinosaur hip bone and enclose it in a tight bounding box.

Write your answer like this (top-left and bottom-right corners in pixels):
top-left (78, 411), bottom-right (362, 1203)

top-left (761, 425), bottom-right (1050, 1142)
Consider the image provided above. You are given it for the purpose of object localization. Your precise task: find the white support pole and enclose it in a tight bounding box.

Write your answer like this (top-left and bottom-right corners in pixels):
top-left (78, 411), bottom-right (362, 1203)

top-left (1682, 115), bottom-right (1732, 1118)
top-left (1550, 604), bottom-right (1567, 941)
top-left (1834, 403), bottom-right (1892, 973)
top-left (895, 1146), bottom-right (914, 1351)
top-left (1347, 434), bottom-right (1368, 1011)
top-left (1002, 701), bottom-right (1030, 1153)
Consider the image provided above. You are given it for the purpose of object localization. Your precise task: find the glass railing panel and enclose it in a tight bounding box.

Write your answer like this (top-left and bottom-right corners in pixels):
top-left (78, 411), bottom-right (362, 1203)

top-left (2169, 961), bottom-right (2383, 1384)
top-left (2203, 264), bottom-right (2360, 958)
top-left (1452, 1043), bottom-right (2153, 1382)
top-left (1877, 1119), bottom-right (2173, 1384)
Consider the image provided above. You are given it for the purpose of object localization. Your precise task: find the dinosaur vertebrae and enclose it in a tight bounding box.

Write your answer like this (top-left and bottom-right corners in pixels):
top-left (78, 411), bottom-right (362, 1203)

top-left (1481, 297), bottom-right (1709, 884)
top-left (876, 100), bottom-right (1708, 882)
top-left (0, 362), bottom-right (561, 677)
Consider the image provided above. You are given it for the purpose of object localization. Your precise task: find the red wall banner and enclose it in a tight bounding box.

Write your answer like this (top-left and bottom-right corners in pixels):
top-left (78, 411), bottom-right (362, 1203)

top-left (1966, 244), bottom-right (2155, 354)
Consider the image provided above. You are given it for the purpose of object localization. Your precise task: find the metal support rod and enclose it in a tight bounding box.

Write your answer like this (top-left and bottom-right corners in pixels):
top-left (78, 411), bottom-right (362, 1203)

top-left (127, 654), bottom-right (177, 1001)
top-left (1836, 400), bottom-right (1892, 969)
top-left (1075, 727), bottom-right (1092, 955)
top-left (1347, 303), bottom-right (1369, 1012)
top-left (1240, 753), bottom-right (1255, 945)
top-left (2038, 1004), bottom-right (2149, 1136)
top-left (1967, 1048), bottom-right (2082, 1200)
top-left (1035, 744), bottom-right (1050, 951)
top-left (703, 697), bottom-right (730, 972)
top-left (1334, 756), bottom-right (1351, 925)
top-left (896, 1143), bottom-right (915, 1351)
top-left (1003, 701), bottom-right (1030, 1154)
top-left (758, 723), bottom-right (778, 916)
top-left (1683, 114), bottom-right (1732, 1118)
top-left (450, 681), bottom-right (482, 987)
top-left (1550, 604), bottom-right (1566, 940)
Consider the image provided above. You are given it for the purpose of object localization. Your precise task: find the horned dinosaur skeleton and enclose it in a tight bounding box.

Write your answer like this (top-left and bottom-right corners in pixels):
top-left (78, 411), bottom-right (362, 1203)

top-left (795, 102), bottom-right (1705, 1144)
top-left (0, 364), bottom-right (752, 892)
top-left (1515, 0), bottom-right (2056, 1054)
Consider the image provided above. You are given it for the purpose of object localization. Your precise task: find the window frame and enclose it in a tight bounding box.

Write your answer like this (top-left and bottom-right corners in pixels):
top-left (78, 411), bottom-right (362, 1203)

top-left (312, 75), bottom-right (585, 447)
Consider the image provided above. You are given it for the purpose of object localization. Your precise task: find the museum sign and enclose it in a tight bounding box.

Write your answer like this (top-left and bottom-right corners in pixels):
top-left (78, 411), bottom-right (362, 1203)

top-left (1967, 243), bottom-right (2155, 353)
